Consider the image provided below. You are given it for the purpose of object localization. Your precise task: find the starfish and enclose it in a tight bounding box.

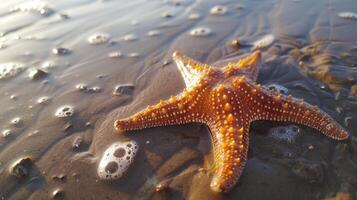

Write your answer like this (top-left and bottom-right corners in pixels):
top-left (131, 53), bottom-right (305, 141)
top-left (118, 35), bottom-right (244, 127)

top-left (115, 50), bottom-right (349, 192)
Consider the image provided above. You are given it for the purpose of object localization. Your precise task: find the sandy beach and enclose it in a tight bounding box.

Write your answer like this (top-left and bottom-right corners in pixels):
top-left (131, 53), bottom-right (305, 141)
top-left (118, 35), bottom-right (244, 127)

top-left (0, 0), bottom-right (356, 199)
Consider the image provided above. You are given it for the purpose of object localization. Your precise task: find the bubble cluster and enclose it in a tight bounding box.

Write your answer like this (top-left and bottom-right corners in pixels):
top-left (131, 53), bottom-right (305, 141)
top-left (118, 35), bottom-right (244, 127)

top-left (210, 5), bottom-right (227, 15)
top-left (0, 63), bottom-right (24, 80)
top-left (55, 105), bottom-right (74, 118)
top-left (338, 12), bottom-right (357, 20)
top-left (253, 34), bottom-right (275, 50)
top-left (87, 33), bottom-right (110, 45)
top-left (10, 0), bottom-right (53, 16)
top-left (189, 27), bottom-right (212, 37)
top-left (269, 125), bottom-right (300, 143)
top-left (97, 141), bottom-right (139, 180)
top-left (267, 84), bottom-right (289, 94)
top-left (75, 84), bottom-right (101, 93)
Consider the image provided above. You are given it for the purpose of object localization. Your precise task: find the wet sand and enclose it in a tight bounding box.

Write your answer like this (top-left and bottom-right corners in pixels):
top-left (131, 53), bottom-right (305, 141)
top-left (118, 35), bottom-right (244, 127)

top-left (0, 0), bottom-right (357, 199)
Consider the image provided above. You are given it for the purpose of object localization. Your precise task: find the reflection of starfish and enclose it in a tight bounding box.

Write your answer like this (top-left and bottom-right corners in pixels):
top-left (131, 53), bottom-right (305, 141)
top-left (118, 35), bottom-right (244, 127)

top-left (115, 51), bottom-right (349, 192)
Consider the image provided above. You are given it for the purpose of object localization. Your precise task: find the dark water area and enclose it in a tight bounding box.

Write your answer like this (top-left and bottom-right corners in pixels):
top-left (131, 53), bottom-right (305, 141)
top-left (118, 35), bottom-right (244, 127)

top-left (0, 0), bottom-right (357, 199)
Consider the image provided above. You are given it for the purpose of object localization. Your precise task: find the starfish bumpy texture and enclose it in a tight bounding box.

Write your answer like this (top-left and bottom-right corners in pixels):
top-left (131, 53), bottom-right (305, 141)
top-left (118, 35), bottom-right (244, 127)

top-left (115, 50), bottom-right (349, 192)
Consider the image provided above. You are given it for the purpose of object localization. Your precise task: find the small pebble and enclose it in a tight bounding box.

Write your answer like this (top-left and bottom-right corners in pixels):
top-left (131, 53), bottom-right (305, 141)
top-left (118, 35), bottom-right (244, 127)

top-left (37, 96), bottom-right (50, 104)
top-left (10, 157), bottom-right (32, 179)
top-left (162, 12), bottom-right (173, 18)
top-left (87, 86), bottom-right (101, 93)
top-left (2, 129), bottom-right (12, 137)
top-left (29, 68), bottom-right (48, 80)
top-left (128, 52), bottom-right (139, 57)
top-left (52, 188), bottom-right (65, 199)
top-left (11, 117), bottom-right (22, 126)
top-left (147, 30), bottom-right (160, 37)
top-left (28, 130), bottom-right (39, 137)
top-left (108, 51), bottom-right (122, 58)
top-left (87, 33), bottom-right (110, 45)
top-left (253, 34), bottom-right (275, 50)
top-left (76, 83), bottom-right (88, 91)
top-left (210, 5), bottom-right (227, 15)
top-left (52, 174), bottom-right (66, 182)
top-left (188, 13), bottom-right (200, 20)
top-left (122, 34), bottom-right (137, 41)
top-left (113, 84), bottom-right (135, 96)
top-left (231, 39), bottom-right (240, 48)
top-left (59, 13), bottom-right (69, 19)
top-left (63, 123), bottom-right (73, 132)
top-left (52, 47), bottom-right (70, 55)
top-left (155, 182), bottom-right (167, 192)
top-left (189, 27), bottom-right (212, 37)
top-left (72, 136), bottom-right (83, 150)
top-left (344, 117), bottom-right (352, 127)
top-left (162, 60), bottom-right (171, 67)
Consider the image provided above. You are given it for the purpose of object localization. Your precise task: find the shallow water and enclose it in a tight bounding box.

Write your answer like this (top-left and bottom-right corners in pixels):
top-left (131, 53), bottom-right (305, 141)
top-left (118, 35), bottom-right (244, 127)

top-left (0, 0), bottom-right (357, 199)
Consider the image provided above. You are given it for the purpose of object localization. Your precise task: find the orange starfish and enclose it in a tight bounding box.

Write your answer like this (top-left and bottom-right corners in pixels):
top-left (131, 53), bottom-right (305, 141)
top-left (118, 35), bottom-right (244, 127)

top-left (115, 51), bottom-right (349, 192)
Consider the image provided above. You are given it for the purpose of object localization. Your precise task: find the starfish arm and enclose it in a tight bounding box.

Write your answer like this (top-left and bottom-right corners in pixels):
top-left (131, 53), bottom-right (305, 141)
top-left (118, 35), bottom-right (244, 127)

top-left (115, 94), bottom-right (203, 132)
top-left (207, 121), bottom-right (249, 193)
top-left (246, 83), bottom-right (349, 140)
top-left (223, 51), bottom-right (262, 81)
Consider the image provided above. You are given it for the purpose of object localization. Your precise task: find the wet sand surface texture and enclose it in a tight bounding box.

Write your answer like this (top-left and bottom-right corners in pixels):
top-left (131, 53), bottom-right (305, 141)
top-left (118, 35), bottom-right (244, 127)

top-left (0, 0), bottom-right (357, 199)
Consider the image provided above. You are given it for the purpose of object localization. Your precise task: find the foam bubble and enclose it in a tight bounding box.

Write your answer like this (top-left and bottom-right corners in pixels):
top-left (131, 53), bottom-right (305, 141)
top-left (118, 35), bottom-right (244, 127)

top-left (97, 141), bottom-right (139, 180)
top-left (253, 34), bottom-right (275, 50)
top-left (87, 33), bottom-right (110, 45)
top-left (269, 125), bottom-right (300, 143)
top-left (0, 63), bottom-right (24, 80)
top-left (10, 0), bottom-right (53, 16)
top-left (189, 27), bottom-right (212, 37)
top-left (210, 5), bottom-right (227, 15)
top-left (55, 105), bottom-right (74, 118)
top-left (37, 96), bottom-right (50, 104)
